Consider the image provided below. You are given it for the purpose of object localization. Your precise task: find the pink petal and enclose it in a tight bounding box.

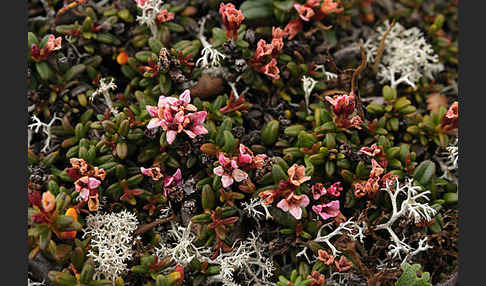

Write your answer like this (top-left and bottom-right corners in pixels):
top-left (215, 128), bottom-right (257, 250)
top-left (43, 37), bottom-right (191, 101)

top-left (191, 111), bottom-right (207, 125)
top-left (79, 189), bottom-right (90, 202)
top-left (191, 124), bottom-right (208, 136)
top-left (312, 205), bottom-right (323, 214)
top-left (230, 160), bottom-right (238, 169)
top-left (88, 177), bottom-right (101, 189)
top-left (232, 168), bottom-right (248, 182)
top-left (184, 129), bottom-right (197, 138)
top-left (174, 111), bottom-right (185, 123)
top-left (140, 167), bottom-right (151, 176)
top-left (299, 194), bottom-right (310, 207)
top-left (164, 176), bottom-right (173, 187)
top-left (218, 153), bottom-right (229, 166)
top-left (147, 118), bottom-right (161, 129)
top-left (146, 105), bottom-right (159, 117)
top-left (289, 206), bottom-right (303, 220)
top-left (277, 199), bottom-right (290, 212)
top-left (166, 130), bottom-right (177, 144)
top-left (173, 169), bottom-right (182, 181)
top-left (239, 154), bottom-right (252, 164)
top-left (179, 90), bottom-right (191, 104)
top-left (239, 144), bottom-right (247, 155)
top-left (213, 166), bottom-right (225, 176)
top-left (221, 175), bottom-right (234, 188)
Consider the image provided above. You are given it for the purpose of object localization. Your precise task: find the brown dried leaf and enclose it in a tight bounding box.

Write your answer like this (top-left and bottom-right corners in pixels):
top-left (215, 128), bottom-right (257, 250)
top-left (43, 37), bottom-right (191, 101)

top-left (426, 93), bottom-right (448, 114)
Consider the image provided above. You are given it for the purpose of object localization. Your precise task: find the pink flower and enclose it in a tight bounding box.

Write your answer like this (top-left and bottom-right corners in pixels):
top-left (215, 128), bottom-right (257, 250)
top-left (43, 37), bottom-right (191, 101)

top-left (219, 2), bottom-right (244, 39)
top-left (74, 176), bottom-right (101, 202)
top-left (277, 192), bottom-right (310, 219)
top-left (284, 18), bottom-right (303, 40)
top-left (312, 200), bottom-right (340, 220)
top-left (312, 183), bottom-right (327, 200)
top-left (146, 90), bottom-right (207, 144)
top-left (334, 256), bottom-right (353, 272)
top-left (183, 111), bottom-right (208, 139)
top-left (258, 189), bottom-right (279, 205)
top-left (327, 182), bottom-right (342, 197)
top-left (317, 249), bottom-right (335, 265)
top-left (135, 0), bottom-right (148, 7)
top-left (271, 27), bottom-right (285, 53)
top-left (306, 0), bottom-right (322, 7)
top-left (238, 144), bottom-right (253, 165)
top-left (325, 93), bottom-right (356, 116)
top-left (254, 39), bottom-right (274, 62)
top-left (156, 9), bottom-right (175, 23)
top-left (321, 0), bottom-right (344, 15)
top-left (260, 58), bottom-right (280, 80)
top-left (213, 153), bottom-right (248, 188)
top-left (370, 159), bottom-right (384, 177)
top-left (164, 168), bottom-right (182, 188)
top-left (163, 169), bottom-right (182, 196)
top-left (46, 34), bottom-right (62, 52)
top-left (441, 101), bottom-right (458, 132)
top-left (287, 164), bottom-right (311, 186)
top-left (140, 166), bottom-right (164, 181)
top-left (294, 4), bottom-right (315, 21)
top-left (359, 144), bottom-right (382, 157)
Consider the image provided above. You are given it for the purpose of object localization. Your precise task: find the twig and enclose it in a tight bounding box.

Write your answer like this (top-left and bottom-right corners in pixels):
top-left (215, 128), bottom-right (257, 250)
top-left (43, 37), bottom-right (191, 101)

top-left (135, 214), bottom-right (176, 234)
top-left (372, 19), bottom-right (396, 73)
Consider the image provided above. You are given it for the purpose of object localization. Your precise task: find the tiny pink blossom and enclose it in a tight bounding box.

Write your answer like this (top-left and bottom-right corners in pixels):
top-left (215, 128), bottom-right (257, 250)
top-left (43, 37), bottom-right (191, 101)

top-left (156, 9), bottom-right (175, 23)
top-left (312, 200), bottom-right (340, 220)
top-left (145, 90), bottom-right (206, 144)
top-left (213, 153), bottom-right (248, 188)
top-left (164, 168), bottom-right (182, 187)
top-left (140, 166), bottom-right (164, 181)
top-left (327, 182), bottom-right (342, 197)
top-left (277, 192), bottom-right (310, 220)
top-left (294, 4), bottom-right (315, 21)
top-left (312, 183), bottom-right (327, 200)
top-left (46, 35), bottom-right (62, 52)
top-left (288, 164), bottom-right (311, 186)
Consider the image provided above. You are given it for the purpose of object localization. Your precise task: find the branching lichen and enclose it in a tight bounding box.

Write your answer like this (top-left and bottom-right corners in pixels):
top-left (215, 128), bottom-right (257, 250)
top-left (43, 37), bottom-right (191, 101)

top-left (28, 114), bottom-right (62, 153)
top-left (364, 21), bottom-right (444, 89)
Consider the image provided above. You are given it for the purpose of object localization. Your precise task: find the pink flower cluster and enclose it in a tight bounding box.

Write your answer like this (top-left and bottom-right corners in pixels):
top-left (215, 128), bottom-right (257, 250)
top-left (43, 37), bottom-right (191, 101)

top-left (251, 27), bottom-right (286, 80)
top-left (213, 144), bottom-right (268, 188)
top-left (219, 2), bottom-right (245, 40)
top-left (353, 159), bottom-right (396, 199)
top-left (258, 164), bottom-right (311, 220)
top-left (311, 181), bottom-right (342, 221)
top-left (441, 101), bottom-right (458, 133)
top-left (141, 167), bottom-right (182, 197)
top-left (30, 34), bottom-right (62, 62)
top-left (156, 10), bottom-right (175, 23)
top-left (318, 249), bottom-right (353, 272)
top-left (146, 90), bottom-right (208, 144)
top-left (325, 92), bottom-right (363, 130)
top-left (285, 0), bottom-right (343, 40)
top-left (66, 158), bottom-right (106, 211)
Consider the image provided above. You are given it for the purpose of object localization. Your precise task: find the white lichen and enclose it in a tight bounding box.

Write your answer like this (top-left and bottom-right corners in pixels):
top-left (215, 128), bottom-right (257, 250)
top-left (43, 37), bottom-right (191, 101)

top-left (297, 218), bottom-right (364, 263)
top-left (28, 114), bottom-right (62, 153)
top-left (302, 76), bottom-right (317, 113)
top-left (241, 197), bottom-right (273, 221)
top-left (136, 0), bottom-right (165, 38)
top-left (156, 224), bottom-right (275, 286)
top-left (374, 178), bottom-right (436, 261)
top-left (82, 211), bottom-right (139, 281)
top-left (28, 277), bottom-right (46, 286)
top-left (196, 18), bottom-right (226, 69)
top-left (226, 75), bottom-right (249, 100)
top-left (364, 21), bottom-right (444, 89)
top-left (206, 232), bottom-right (275, 286)
top-left (90, 78), bottom-right (118, 115)
top-left (314, 64), bottom-right (338, 81)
